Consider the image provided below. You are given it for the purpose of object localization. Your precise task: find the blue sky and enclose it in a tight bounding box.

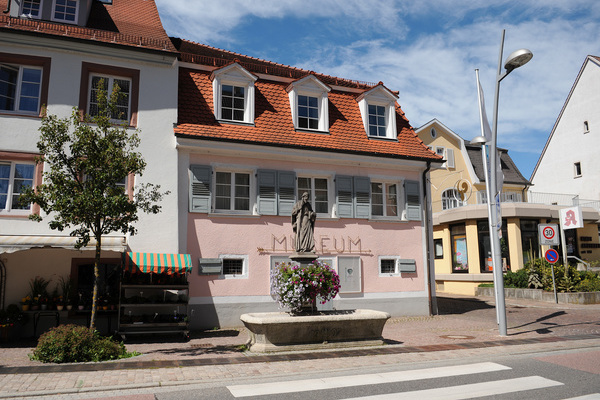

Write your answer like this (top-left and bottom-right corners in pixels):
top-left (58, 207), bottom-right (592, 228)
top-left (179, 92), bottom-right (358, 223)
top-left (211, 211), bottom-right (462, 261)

top-left (155, 0), bottom-right (600, 179)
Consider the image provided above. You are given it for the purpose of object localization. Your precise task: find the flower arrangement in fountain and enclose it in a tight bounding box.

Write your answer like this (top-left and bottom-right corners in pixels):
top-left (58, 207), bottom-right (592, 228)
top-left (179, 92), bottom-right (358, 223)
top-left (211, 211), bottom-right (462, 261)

top-left (270, 260), bottom-right (340, 314)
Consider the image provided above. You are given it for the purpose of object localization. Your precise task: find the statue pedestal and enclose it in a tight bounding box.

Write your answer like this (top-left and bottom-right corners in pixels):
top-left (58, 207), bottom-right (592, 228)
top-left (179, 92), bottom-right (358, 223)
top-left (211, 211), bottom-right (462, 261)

top-left (289, 252), bottom-right (318, 265)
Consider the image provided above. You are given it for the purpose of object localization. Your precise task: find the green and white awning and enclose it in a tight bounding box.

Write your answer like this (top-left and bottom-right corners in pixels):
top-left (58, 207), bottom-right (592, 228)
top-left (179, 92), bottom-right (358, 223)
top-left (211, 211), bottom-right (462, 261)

top-left (121, 252), bottom-right (192, 274)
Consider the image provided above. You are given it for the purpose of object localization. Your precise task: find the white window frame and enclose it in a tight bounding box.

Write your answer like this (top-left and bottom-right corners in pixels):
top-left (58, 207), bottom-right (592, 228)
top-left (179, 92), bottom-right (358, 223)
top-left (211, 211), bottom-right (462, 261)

top-left (287, 75), bottom-right (330, 132)
top-left (219, 254), bottom-right (248, 278)
top-left (213, 169), bottom-right (252, 214)
top-left (20, 0), bottom-right (42, 18)
top-left (378, 256), bottom-right (401, 276)
top-left (441, 188), bottom-right (466, 210)
top-left (357, 85), bottom-right (398, 140)
top-left (88, 74), bottom-right (132, 123)
top-left (0, 64), bottom-right (43, 114)
top-left (370, 179), bottom-right (402, 219)
top-left (51, 0), bottom-right (78, 24)
top-left (211, 63), bottom-right (257, 125)
top-left (297, 175), bottom-right (332, 217)
top-left (0, 161), bottom-right (35, 214)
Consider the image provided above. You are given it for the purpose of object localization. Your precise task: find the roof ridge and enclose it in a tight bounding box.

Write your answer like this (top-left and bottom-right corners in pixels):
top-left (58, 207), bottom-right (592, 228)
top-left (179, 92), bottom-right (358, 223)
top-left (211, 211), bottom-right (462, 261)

top-left (176, 38), bottom-right (376, 89)
top-left (0, 14), bottom-right (176, 52)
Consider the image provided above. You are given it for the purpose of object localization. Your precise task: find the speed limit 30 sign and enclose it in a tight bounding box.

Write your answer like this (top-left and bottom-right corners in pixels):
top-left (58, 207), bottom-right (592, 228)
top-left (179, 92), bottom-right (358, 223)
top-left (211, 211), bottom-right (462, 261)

top-left (538, 224), bottom-right (559, 246)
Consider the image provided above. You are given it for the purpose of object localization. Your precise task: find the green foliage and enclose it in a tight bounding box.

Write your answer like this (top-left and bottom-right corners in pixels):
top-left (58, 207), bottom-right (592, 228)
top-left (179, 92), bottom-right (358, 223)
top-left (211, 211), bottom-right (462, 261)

top-left (28, 276), bottom-right (50, 299)
top-left (0, 304), bottom-right (29, 327)
top-left (30, 324), bottom-right (137, 363)
top-left (503, 269), bottom-right (529, 288)
top-left (20, 82), bottom-right (168, 328)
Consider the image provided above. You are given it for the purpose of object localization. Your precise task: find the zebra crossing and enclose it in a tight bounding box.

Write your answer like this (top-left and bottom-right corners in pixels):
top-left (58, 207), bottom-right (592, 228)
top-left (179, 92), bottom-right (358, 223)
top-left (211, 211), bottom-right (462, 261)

top-left (226, 362), bottom-right (600, 399)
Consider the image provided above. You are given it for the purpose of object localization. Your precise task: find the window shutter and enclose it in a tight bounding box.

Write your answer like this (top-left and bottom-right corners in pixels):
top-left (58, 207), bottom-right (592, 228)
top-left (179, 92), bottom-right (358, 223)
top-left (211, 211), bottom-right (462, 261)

top-left (336, 175), bottom-right (353, 218)
top-left (257, 170), bottom-right (277, 215)
top-left (278, 171), bottom-right (296, 216)
top-left (189, 165), bottom-right (212, 213)
top-left (354, 176), bottom-right (371, 218)
top-left (404, 180), bottom-right (422, 221)
top-left (445, 148), bottom-right (455, 168)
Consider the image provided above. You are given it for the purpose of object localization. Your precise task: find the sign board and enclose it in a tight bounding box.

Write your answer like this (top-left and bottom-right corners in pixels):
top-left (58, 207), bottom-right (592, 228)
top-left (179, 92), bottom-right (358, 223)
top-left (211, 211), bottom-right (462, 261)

top-left (560, 206), bottom-right (583, 230)
top-left (538, 224), bottom-right (559, 246)
top-left (544, 249), bottom-right (559, 264)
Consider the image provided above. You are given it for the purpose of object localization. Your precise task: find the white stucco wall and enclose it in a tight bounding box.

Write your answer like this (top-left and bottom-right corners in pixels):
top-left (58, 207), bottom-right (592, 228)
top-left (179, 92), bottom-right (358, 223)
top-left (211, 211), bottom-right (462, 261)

top-left (531, 58), bottom-right (600, 201)
top-left (0, 35), bottom-right (179, 253)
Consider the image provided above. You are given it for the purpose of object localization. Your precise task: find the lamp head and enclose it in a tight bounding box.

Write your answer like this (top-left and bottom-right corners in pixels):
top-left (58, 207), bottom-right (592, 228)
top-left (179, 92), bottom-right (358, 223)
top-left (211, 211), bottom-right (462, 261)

top-left (504, 48), bottom-right (533, 71)
top-left (470, 135), bottom-right (489, 145)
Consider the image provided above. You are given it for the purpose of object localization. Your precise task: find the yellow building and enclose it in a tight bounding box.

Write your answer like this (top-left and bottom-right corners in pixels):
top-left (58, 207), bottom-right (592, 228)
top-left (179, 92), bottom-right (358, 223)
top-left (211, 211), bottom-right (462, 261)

top-left (416, 119), bottom-right (600, 295)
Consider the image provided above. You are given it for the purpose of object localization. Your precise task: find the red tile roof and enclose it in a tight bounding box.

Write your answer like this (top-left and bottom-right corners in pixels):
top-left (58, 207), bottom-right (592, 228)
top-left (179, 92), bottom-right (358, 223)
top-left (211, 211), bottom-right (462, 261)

top-left (0, 0), bottom-right (176, 53)
top-left (175, 65), bottom-right (441, 162)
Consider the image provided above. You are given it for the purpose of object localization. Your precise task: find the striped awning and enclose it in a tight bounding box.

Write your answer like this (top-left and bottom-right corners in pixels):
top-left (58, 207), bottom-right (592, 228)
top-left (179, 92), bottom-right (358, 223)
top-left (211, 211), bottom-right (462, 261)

top-left (122, 252), bottom-right (192, 274)
top-left (0, 235), bottom-right (126, 254)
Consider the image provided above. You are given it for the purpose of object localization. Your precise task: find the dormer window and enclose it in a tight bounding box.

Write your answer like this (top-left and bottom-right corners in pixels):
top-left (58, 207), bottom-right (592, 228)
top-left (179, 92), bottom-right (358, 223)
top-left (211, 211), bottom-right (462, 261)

top-left (287, 75), bottom-right (331, 132)
top-left (21, 0), bottom-right (42, 19)
top-left (357, 84), bottom-right (398, 140)
top-left (52, 0), bottom-right (78, 23)
top-left (211, 63), bottom-right (257, 125)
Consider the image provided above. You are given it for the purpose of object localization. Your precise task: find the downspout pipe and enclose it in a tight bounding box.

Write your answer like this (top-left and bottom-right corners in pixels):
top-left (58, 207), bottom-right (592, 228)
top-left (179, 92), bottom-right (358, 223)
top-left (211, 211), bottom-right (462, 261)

top-left (423, 161), bottom-right (438, 315)
top-left (3, 1), bottom-right (11, 14)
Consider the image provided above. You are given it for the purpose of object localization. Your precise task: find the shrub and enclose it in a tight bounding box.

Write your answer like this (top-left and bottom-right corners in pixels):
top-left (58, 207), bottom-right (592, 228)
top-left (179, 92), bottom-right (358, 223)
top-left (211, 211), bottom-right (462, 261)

top-left (503, 269), bottom-right (529, 288)
top-left (30, 324), bottom-right (136, 363)
top-left (270, 260), bottom-right (340, 314)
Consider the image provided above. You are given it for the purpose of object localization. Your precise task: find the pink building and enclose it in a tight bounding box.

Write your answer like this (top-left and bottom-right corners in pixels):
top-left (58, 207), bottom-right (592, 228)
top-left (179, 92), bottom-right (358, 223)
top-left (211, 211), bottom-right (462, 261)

top-left (173, 40), bottom-right (443, 328)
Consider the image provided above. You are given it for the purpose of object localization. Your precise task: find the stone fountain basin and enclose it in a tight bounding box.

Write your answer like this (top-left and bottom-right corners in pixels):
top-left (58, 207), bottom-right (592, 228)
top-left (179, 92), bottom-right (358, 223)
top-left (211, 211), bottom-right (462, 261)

top-left (240, 309), bottom-right (390, 353)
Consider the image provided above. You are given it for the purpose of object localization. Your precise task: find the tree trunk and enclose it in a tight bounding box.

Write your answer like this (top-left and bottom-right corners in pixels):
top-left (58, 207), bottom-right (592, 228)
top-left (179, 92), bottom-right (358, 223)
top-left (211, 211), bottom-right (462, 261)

top-left (90, 236), bottom-right (102, 330)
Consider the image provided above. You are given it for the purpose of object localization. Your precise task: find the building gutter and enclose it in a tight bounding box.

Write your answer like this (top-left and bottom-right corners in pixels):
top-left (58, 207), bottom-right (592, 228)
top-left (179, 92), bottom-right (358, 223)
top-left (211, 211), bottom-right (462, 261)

top-left (423, 161), bottom-right (438, 315)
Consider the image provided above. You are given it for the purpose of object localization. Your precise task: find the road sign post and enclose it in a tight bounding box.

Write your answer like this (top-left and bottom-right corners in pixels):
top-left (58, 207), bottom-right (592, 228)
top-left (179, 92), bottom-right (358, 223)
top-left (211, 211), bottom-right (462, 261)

top-left (544, 249), bottom-right (559, 304)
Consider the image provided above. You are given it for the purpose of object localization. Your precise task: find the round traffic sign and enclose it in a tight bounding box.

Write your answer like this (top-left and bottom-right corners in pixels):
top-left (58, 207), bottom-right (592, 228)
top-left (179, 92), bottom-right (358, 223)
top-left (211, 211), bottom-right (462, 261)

top-left (542, 226), bottom-right (556, 240)
top-left (544, 249), bottom-right (559, 264)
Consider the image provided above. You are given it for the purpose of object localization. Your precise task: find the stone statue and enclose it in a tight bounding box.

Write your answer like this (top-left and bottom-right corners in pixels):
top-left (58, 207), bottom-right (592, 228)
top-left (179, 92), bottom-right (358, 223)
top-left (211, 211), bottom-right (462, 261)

top-left (291, 192), bottom-right (316, 253)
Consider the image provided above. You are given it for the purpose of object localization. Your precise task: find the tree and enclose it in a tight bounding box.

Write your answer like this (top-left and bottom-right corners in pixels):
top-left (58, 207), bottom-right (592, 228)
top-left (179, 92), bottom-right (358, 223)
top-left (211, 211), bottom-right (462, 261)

top-left (21, 83), bottom-right (169, 329)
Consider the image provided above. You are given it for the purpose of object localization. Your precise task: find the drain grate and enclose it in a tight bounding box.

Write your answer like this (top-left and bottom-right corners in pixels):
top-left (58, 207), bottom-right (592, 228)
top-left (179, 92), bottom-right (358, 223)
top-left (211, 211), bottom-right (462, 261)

top-left (190, 343), bottom-right (214, 348)
top-left (440, 335), bottom-right (475, 340)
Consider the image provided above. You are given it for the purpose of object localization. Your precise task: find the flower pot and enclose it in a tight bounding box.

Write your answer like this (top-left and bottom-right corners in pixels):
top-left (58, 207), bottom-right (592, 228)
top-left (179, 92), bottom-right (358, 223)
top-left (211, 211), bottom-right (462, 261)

top-left (78, 305), bottom-right (84, 310)
top-left (56, 305), bottom-right (64, 311)
top-left (21, 304), bottom-right (30, 312)
top-left (31, 305), bottom-right (39, 311)
top-left (66, 305), bottom-right (73, 311)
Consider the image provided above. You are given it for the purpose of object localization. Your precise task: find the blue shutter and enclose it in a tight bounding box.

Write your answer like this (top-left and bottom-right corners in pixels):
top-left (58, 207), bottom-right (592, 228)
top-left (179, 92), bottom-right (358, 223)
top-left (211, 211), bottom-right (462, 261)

top-left (354, 176), bottom-right (371, 218)
top-left (336, 175), bottom-right (353, 218)
top-left (257, 170), bottom-right (277, 215)
top-left (404, 180), bottom-right (422, 221)
top-left (190, 165), bottom-right (212, 213)
top-left (278, 171), bottom-right (296, 216)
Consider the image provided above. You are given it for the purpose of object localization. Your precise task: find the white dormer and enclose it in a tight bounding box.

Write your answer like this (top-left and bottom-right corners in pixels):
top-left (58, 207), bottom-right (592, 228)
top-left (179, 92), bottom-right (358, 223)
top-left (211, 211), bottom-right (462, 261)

top-left (210, 63), bottom-right (258, 125)
top-left (356, 84), bottom-right (398, 140)
top-left (286, 75), bottom-right (331, 132)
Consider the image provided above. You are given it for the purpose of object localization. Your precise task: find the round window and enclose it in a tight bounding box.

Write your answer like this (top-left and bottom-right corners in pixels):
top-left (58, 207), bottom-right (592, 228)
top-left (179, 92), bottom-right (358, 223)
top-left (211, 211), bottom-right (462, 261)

top-left (430, 128), bottom-right (437, 138)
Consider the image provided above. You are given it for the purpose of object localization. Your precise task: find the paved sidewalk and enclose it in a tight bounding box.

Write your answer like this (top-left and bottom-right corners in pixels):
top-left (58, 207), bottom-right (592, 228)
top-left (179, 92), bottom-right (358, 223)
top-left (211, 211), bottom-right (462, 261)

top-left (1, 294), bottom-right (599, 399)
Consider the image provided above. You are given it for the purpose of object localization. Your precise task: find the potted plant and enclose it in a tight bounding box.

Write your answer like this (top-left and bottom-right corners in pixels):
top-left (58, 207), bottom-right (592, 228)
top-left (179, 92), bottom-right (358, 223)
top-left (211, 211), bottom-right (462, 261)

top-left (58, 275), bottom-right (73, 311)
top-left (28, 276), bottom-right (50, 310)
top-left (0, 304), bottom-right (29, 343)
top-left (20, 296), bottom-right (32, 312)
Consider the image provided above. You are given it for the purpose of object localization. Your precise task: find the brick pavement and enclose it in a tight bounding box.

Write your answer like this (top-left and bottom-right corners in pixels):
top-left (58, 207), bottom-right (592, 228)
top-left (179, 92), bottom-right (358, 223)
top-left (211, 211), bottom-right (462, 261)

top-left (1, 294), bottom-right (599, 399)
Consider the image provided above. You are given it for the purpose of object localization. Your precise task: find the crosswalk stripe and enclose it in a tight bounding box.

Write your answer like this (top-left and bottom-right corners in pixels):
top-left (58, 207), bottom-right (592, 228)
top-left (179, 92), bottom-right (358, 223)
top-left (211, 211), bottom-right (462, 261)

top-left (340, 376), bottom-right (563, 400)
top-left (227, 362), bottom-right (510, 397)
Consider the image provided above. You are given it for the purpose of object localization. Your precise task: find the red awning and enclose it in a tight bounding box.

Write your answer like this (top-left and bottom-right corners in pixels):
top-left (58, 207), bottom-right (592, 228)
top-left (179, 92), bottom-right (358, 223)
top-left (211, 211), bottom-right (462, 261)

top-left (122, 252), bottom-right (192, 274)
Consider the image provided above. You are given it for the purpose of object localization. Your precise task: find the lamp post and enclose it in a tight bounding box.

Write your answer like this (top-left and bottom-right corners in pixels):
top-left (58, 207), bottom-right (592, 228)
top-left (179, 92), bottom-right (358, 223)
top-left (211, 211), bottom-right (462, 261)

top-left (481, 30), bottom-right (532, 336)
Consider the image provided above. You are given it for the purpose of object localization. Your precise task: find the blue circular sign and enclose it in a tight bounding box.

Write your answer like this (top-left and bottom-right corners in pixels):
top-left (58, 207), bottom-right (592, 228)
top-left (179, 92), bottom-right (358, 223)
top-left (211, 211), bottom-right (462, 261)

top-left (545, 249), bottom-right (559, 264)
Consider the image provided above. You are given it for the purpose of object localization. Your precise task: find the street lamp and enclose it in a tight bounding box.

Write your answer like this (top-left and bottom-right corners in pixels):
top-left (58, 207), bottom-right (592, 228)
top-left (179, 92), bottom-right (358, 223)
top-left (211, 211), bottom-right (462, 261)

top-left (484, 30), bottom-right (532, 336)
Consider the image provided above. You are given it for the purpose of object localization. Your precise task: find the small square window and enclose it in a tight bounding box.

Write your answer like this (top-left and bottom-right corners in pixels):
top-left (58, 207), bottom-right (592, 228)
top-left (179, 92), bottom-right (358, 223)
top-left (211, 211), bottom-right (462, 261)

top-left (223, 259), bottom-right (244, 275)
top-left (21, 0), bottom-right (41, 18)
top-left (574, 162), bottom-right (582, 178)
top-left (53, 0), bottom-right (78, 23)
top-left (0, 161), bottom-right (35, 212)
top-left (298, 95), bottom-right (319, 130)
top-left (221, 84), bottom-right (245, 122)
top-left (380, 259), bottom-right (396, 274)
top-left (89, 75), bottom-right (131, 122)
top-left (215, 171), bottom-right (250, 212)
top-left (371, 182), bottom-right (398, 217)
